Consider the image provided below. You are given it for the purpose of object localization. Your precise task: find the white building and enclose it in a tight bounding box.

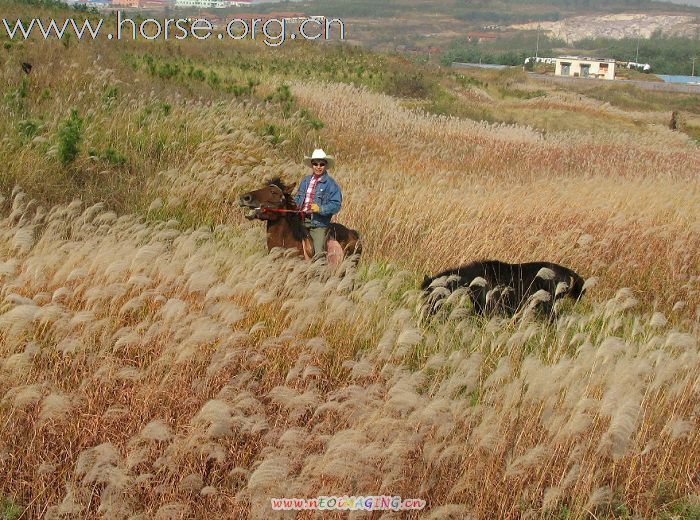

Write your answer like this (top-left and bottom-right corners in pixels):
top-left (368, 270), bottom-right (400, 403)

top-left (554, 56), bottom-right (616, 80)
top-left (174, 0), bottom-right (247, 9)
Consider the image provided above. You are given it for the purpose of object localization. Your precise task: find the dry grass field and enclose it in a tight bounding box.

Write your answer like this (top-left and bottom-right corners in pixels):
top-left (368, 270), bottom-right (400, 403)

top-left (0, 3), bottom-right (699, 518)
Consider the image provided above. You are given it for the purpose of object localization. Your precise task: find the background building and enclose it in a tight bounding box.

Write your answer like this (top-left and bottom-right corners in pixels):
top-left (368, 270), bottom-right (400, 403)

top-left (555, 56), bottom-right (616, 80)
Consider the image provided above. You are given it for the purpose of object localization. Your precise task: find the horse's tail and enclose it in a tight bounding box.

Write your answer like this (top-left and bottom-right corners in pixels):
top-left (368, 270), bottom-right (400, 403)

top-left (352, 231), bottom-right (363, 257)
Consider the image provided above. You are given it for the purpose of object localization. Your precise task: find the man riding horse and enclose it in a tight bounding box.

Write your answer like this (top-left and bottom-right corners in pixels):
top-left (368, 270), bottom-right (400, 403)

top-left (295, 149), bottom-right (341, 258)
top-left (238, 149), bottom-right (361, 264)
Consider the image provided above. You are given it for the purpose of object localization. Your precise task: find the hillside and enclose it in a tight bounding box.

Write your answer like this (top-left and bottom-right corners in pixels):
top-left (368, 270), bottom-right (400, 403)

top-left (1, 1), bottom-right (699, 518)
top-left (511, 13), bottom-right (700, 42)
top-left (659, 0), bottom-right (700, 5)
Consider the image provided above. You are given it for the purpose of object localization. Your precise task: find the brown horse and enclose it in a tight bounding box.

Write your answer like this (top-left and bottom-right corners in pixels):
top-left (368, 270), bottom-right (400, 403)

top-left (239, 178), bottom-right (362, 264)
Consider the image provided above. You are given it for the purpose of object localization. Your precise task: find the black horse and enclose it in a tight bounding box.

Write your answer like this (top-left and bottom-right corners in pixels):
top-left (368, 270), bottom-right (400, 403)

top-left (421, 260), bottom-right (585, 318)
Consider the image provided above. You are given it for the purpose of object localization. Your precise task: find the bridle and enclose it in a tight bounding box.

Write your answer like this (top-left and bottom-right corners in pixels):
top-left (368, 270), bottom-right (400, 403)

top-left (258, 185), bottom-right (307, 215)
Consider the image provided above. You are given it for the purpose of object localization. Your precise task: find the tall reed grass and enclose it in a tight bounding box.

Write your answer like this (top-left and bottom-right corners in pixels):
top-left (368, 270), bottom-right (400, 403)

top-left (0, 189), bottom-right (697, 518)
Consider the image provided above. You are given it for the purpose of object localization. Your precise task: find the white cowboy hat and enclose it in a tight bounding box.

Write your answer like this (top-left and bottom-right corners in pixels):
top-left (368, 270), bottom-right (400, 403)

top-left (303, 148), bottom-right (335, 169)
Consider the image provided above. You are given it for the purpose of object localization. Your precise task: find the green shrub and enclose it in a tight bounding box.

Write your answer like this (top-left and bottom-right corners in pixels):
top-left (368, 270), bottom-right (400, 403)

top-left (261, 123), bottom-right (284, 145)
top-left (225, 78), bottom-right (258, 97)
top-left (137, 105), bottom-right (153, 127)
top-left (153, 136), bottom-right (166, 158)
top-left (225, 84), bottom-right (248, 96)
top-left (57, 109), bottom-right (82, 166)
top-left (498, 86), bottom-right (547, 99)
top-left (103, 86), bottom-right (118, 103)
top-left (207, 70), bottom-right (220, 88)
top-left (101, 147), bottom-right (127, 165)
top-left (157, 62), bottom-right (179, 79)
top-left (1, 496), bottom-right (22, 520)
top-left (144, 54), bottom-right (156, 74)
top-left (267, 84), bottom-right (292, 103)
top-left (383, 70), bottom-right (432, 99)
top-left (17, 77), bottom-right (29, 99)
top-left (266, 84), bottom-right (294, 117)
top-left (299, 109), bottom-right (324, 131)
top-left (455, 74), bottom-right (486, 89)
top-left (16, 119), bottom-right (40, 141)
top-left (190, 68), bottom-right (205, 81)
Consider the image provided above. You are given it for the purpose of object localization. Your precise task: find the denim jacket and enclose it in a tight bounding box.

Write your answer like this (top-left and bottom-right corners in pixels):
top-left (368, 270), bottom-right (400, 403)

top-left (294, 172), bottom-right (342, 228)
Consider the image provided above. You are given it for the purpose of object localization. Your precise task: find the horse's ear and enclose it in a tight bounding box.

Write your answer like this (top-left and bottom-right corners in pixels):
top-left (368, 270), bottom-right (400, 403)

top-left (283, 182), bottom-right (296, 194)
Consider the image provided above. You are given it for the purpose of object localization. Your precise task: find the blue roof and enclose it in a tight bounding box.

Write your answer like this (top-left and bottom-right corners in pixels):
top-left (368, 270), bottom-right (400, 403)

top-left (656, 75), bottom-right (700, 85)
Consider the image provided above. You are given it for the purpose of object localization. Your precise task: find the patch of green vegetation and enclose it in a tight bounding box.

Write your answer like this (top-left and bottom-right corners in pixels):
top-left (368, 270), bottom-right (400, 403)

top-left (443, 33), bottom-right (567, 68)
top-left (682, 122), bottom-right (700, 144)
top-left (658, 499), bottom-right (700, 520)
top-left (159, 102), bottom-right (171, 116)
top-left (455, 74), bottom-right (487, 89)
top-left (3, 77), bottom-right (29, 112)
top-left (573, 33), bottom-right (700, 76)
top-left (569, 83), bottom-right (700, 115)
top-left (420, 88), bottom-right (497, 122)
top-left (17, 77), bottom-right (29, 99)
top-left (188, 66), bottom-right (206, 82)
top-left (89, 147), bottom-right (127, 166)
top-left (207, 70), bottom-right (221, 89)
top-left (266, 83), bottom-right (294, 116)
top-left (16, 118), bottom-right (40, 142)
top-left (547, 504), bottom-right (572, 519)
top-left (141, 202), bottom-right (216, 231)
top-left (298, 108), bottom-right (324, 131)
top-left (1, 496), bottom-right (22, 520)
top-left (498, 86), bottom-right (547, 99)
top-left (136, 102), bottom-right (171, 128)
top-left (102, 86), bottom-right (118, 105)
top-left (158, 62), bottom-right (180, 80)
top-left (56, 108), bottom-right (82, 166)
top-left (259, 123), bottom-right (284, 145)
top-left (383, 69), bottom-right (434, 99)
top-left (225, 78), bottom-right (259, 97)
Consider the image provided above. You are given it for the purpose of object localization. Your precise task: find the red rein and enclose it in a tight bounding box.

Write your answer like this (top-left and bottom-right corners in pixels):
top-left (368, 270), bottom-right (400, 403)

top-left (260, 207), bottom-right (306, 214)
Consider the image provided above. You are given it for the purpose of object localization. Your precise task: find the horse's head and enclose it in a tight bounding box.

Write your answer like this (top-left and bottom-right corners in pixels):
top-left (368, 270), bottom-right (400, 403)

top-left (239, 178), bottom-right (296, 220)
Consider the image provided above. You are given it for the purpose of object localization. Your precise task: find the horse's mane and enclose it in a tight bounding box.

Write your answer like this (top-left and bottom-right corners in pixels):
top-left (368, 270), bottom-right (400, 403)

top-left (267, 177), bottom-right (307, 242)
top-left (268, 176), bottom-right (290, 194)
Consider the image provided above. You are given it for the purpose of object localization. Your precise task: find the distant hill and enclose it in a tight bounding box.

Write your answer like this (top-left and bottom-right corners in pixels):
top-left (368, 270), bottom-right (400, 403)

top-left (663, 0), bottom-right (700, 6)
top-left (512, 13), bottom-right (700, 43)
top-left (240, 0), bottom-right (700, 20)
